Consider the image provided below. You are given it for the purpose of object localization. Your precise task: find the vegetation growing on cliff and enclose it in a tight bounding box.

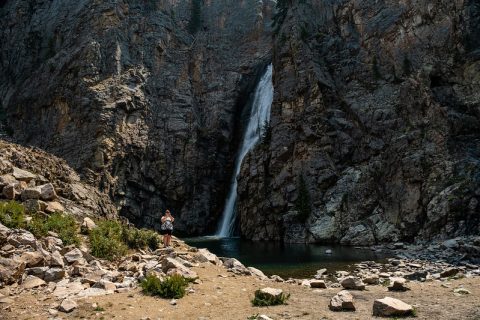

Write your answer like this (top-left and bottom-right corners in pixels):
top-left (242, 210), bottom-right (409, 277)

top-left (295, 175), bottom-right (311, 222)
top-left (188, 0), bottom-right (202, 34)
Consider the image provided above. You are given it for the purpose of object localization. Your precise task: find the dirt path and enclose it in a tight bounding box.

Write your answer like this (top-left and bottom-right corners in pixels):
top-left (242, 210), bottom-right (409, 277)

top-left (3, 262), bottom-right (480, 320)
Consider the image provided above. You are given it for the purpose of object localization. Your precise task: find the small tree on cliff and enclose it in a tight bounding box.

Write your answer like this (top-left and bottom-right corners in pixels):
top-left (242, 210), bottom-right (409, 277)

top-left (295, 175), bottom-right (311, 222)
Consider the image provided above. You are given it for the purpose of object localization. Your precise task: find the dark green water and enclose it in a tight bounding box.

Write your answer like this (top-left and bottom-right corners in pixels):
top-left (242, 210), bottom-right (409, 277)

top-left (184, 237), bottom-right (388, 279)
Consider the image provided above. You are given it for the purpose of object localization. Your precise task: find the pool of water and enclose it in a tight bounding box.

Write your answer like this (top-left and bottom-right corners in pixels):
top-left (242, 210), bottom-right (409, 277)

top-left (184, 237), bottom-right (389, 279)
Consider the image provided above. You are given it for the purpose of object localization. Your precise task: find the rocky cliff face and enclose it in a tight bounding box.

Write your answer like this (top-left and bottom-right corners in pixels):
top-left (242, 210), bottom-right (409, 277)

top-left (238, 0), bottom-right (480, 243)
top-left (0, 0), bottom-right (273, 234)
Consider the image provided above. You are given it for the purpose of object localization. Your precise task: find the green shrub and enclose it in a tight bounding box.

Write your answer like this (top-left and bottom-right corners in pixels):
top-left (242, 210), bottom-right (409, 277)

top-left (44, 213), bottom-right (79, 246)
top-left (27, 214), bottom-right (49, 237)
top-left (0, 200), bottom-right (27, 229)
top-left (141, 274), bottom-right (188, 299)
top-left (122, 227), bottom-right (159, 251)
top-left (89, 220), bottom-right (128, 260)
top-left (251, 290), bottom-right (290, 307)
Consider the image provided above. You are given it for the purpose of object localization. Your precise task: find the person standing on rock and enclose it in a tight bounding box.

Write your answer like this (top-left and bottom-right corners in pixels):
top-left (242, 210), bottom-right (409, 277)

top-left (161, 209), bottom-right (174, 247)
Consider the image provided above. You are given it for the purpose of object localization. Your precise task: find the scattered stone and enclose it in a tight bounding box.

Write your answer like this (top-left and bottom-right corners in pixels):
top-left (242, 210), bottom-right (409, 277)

top-left (50, 250), bottom-right (65, 268)
top-left (329, 290), bottom-right (355, 311)
top-left (258, 287), bottom-right (283, 300)
top-left (440, 268), bottom-right (459, 278)
top-left (44, 268), bottom-right (66, 282)
top-left (388, 277), bottom-right (410, 291)
top-left (372, 297), bottom-right (413, 317)
top-left (53, 281), bottom-right (85, 298)
top-left (363, 274), bottom-right (379, 285)
top-left (0, 297), bottom-right (14, 304)
top-left (48, 308), bottom-right (58, 316)
top-left (20, 251), bottom-right (45, 267)
top-left (248, 267), bottom-right (268, 280)
top-left (170, 299), bottom-right (177, 305)
top-left (64, 248), bottom-right (84, 264)
top-left (195, 248), bottom-right (220, 265)
top-left (325, 249), bottom-right (332, 254)
top-left (81, 217), bottom-right (96, 233)
top-left (21, 187), bottom-right (41, 201)
top-left (270, 275), bottom-right (284, 282)
top-left (309, 279), bottom-right (327, 288)
top-left (22, 275), bottom-right (47, 289)
top-left (7, 229), bottom-right (36, 247)
top-left (258, 315), bottom-right (273, 320)
top-left (0, 257), bottom-right (26, 284)
top-left (12, 167), bottom-right (36, 182)
top-left (2, 184), bottom-right (17, 199)
top-left (394, 242), bottom-right (405, 249)
top-left (26, 266), bottom-right (49, 279)
top-left (453, 288), bottom-right (471, 295)
top-left (39, 183), bottom-right (57, 201)
top-left (45, 201), bottom-right (64, 214)
top-left (340, 277), bottom-right (365, 290)
top-left (59, 298), bottom-right (77, 313)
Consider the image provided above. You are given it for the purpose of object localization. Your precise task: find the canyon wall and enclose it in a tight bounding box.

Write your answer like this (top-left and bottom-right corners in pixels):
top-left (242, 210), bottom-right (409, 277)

top-left (0, 0), bottom-right (274, 234)
top-left (238, 0), bottom-right (480, 244)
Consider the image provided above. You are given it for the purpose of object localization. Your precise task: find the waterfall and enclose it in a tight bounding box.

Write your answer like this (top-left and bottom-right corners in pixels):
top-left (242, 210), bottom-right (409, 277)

top-left (216, 64), bottom-right (274, 237)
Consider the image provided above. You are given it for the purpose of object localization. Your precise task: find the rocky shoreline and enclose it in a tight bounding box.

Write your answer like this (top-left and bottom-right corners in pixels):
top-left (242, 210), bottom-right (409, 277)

top-left (1, 215), bottom-right (479, 319)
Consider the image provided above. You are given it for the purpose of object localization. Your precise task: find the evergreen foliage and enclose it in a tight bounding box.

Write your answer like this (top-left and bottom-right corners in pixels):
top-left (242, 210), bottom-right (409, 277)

top-left (295, 175), bottom-right (311, 222)
top-left (188, 0), bottom-right (202, 34)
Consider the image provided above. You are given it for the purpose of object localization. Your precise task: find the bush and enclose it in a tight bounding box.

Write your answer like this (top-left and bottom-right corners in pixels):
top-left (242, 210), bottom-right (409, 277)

top-left (251, 290), bottom-right (290, 306)
top-left (44, 213), bottom-right (79, 246)
top-left (122, 227), bottom-right (159, 251)
top-left (0, 200), bottom-right (26, 229)
top-left (141, 274), bottom-right (188, 299)
top-left (89, 220), bottom-right (128, 261)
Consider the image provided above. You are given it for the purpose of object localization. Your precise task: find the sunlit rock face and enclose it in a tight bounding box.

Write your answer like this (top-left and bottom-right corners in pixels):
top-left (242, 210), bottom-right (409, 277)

top-left (238, 0), bottom-right (480, 244)
top-left (0, 0), bottom-right (274, 234)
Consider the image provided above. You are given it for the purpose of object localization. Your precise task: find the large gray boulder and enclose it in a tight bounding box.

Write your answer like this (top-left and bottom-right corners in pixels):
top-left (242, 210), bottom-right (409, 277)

top-left (329, 290), bottom-right (355, 311)
top-left (340, 276), bottom-right (365, 290)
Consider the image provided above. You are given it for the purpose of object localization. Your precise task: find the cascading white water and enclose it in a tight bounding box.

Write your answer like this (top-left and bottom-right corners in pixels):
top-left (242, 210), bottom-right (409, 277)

top-left (216, 64), bottom-right (274, 237)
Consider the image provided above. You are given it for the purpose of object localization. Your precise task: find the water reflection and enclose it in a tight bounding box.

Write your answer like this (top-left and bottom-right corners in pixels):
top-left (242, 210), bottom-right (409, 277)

top-left (184, 237), bottom-right (388, 279)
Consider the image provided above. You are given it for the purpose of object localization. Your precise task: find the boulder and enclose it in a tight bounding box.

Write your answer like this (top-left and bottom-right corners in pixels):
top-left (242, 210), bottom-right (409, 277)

top-left (21, 187), bottom-right (41, 201)
top-left (453, 288), bottom-right (471, 295)
top-left (258, 287), bottom-right (284, 300)
top-left (23, 199), bottom-right (47, 213)
top-left (388, 277), bottom-right (410, 291)
top-left (195, 248), bottom-right (220, 265)
top-left (372, 297), bottom-right (413, 317)
top-left (19, 251), bottom-right (45, 267)
top-left (248, 267), bottom-right (268, 280)
top-left (329, 290), bottom-right (355, 311)
top-left (76, 287), bottom-right (111, 297)
top-left (50, 250), bottom-right (65, 268)
top-left (12, 167), bottom-right (36, 182)
top-left (340, 276), bottom-right (365, 290)
top-left (309, 279), bottom-right (327, 288)
top-left (81, 217), bottom-right (96, 233)
top-left (162, 257), bottom-right (198, 280)
top-left (440, 268), bottom-right (459, 278)
top-left (2, 184), bottom-right (17, 200)
top-left (0, 174), bottom-right (16, 188)
top-left (363, 274), bottom-right (380, 285)
top-left (45, 201), bottom-right (64, 214)
top-left (26, 266), bottom-right (49, 279)
top-left (64, 248), bottom-right (84, 264)
top-left (0, 223), bottom-right (11, 243)
top-left (44, 268), bottom-right (66, 282)
top-left (222, 257), bottom-right (245, 269)
top-left (44, 236), bottom-right (63, 250)
top-left (39, 183), bottom-right (57, 201)
top-left (59, 298), bottom-right (77, 313)
top-left (7, 230), bottom-right (36, 247)
top-left (53, 281), bottom-right (85, 298)
top-left (93, 279), bottom-right (116, 292)
top-left (0, 257), bottom-right (26, 284)
top-left (22, 275), bottom-right (46, 289)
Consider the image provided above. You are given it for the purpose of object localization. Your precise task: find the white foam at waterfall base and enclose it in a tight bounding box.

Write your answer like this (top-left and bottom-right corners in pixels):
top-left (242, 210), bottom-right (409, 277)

top-left (216, 64), bottom-right (274, 237)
